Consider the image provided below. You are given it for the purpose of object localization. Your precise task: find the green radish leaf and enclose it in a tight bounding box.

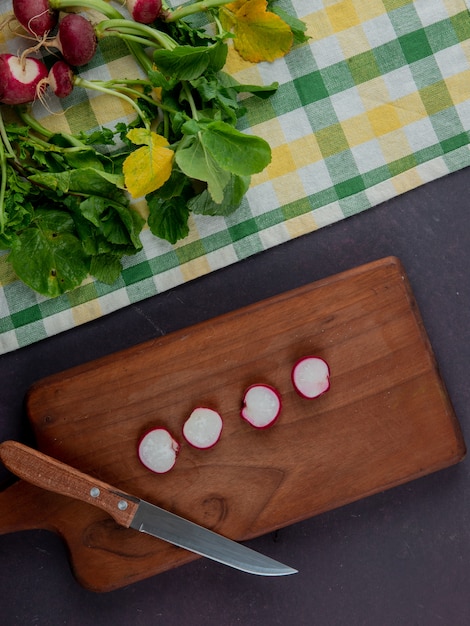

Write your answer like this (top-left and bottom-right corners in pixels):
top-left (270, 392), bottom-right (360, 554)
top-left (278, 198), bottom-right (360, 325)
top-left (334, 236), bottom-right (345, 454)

top-left (229, 82), bottom-right (279, 98)
top-left (175, 135), bottom-right (230, 203)
top-left (89, 254), bottom-right (123, 284)
top-left (207, 40), bottom-right (229, 72)
top-left (9, 210), bottom-right (89, 297)
top-left (153, 41), bottom-right (228, 80)
top-left (62, 150), bottom-right (112, 172)
top-left (181, 118), bottom-right (201, 135)
top-left (202, 121), bottom-right (272, 176)
top-left (189, 174), bottom-right (250, 216)
top-left (78, 196), bottom-right (144, 250)
top-left (146, 169), bottom-right (193, 244)
top-left (218, 71), bottom-right (279, 99)
top-left (0, 166), bottom-right (35, 249)
top-left (147, 196), bottom-right (190, 244)
top-left (29, 168), bottom-right (125, 197)
top-left (148, 68), bottom-right (176, 90)
top-left (189, 76), bottom-right (240, 124)
top-left (72, 212), bottom-right (136, 257)
top-left (76, 127), bottom-right (117, 146)
top-left (268, 3), bottom-right (310, 45)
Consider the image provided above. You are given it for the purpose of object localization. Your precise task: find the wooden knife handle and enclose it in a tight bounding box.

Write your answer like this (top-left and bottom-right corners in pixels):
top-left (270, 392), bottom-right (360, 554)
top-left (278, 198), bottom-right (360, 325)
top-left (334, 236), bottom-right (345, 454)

top-left (0, 441), bottom-right (139, 528)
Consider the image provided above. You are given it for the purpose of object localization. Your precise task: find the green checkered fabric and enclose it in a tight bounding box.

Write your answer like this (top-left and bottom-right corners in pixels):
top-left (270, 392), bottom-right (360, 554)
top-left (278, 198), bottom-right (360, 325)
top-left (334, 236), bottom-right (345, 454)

top-left (1, 0), bottom-right (470, 353)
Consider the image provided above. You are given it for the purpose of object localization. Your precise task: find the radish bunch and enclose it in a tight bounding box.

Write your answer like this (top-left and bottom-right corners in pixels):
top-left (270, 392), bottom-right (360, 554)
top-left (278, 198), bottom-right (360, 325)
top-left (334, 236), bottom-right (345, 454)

top-left (137, 355), bottom-right (331, 474)
top-left (0, 0), bottom-right (305, 296)
top-left (12, 5), bottom-right (98, 68)
top-left (0, 0), bottom-right (173, 109)
top-left (0, 11), bottom-right (98, 106)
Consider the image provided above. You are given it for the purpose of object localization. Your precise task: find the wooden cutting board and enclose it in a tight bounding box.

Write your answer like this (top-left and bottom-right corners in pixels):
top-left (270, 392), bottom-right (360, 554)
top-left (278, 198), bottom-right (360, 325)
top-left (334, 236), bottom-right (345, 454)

top-left (0, 257), bottom-right (465, 591)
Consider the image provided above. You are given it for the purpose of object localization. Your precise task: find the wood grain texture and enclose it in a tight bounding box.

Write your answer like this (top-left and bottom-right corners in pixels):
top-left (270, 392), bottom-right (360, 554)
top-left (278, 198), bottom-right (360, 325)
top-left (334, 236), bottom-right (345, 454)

top-left (0, 257), bottom-right (465, 591)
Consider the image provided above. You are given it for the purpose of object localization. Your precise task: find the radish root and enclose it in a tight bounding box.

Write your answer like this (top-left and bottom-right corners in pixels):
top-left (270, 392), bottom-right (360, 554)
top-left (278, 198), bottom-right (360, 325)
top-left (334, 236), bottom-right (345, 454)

top-left (27, 8), bottom-right (52, 37)
top-left (19, 32), bottom-right (49, 68)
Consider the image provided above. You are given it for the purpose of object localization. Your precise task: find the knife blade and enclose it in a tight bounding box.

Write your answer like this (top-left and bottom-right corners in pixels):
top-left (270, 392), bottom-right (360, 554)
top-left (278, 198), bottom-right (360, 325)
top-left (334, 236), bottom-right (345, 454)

top-left (0, 441), bottom-right (297, 576)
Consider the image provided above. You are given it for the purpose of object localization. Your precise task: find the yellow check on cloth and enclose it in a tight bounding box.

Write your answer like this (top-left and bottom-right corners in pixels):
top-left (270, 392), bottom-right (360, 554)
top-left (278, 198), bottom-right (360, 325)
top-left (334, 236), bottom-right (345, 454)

top-left (1, 0), bottom-right (470, 353)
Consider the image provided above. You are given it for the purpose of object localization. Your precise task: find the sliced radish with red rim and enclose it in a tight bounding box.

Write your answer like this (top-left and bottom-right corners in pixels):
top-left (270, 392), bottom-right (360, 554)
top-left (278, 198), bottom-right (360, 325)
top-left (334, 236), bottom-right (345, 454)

top-left (138, 427), bottom-right (180, 473)
top-left (183, 407), bottom-right (223, 449)
top-left (241, 384), bottom-right (282, 428)
top-left (291, 356), bottom-right (330, 399)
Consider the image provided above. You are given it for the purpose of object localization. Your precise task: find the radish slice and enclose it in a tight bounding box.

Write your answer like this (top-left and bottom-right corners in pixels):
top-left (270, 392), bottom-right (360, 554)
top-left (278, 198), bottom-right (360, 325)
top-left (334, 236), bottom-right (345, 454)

top-left (183, 407), bottom-right (223, 449)
top-left (138, 427), bottom-right (180, 473)
top-left (241, 384), bottom-right (282, 429)
top-left (291, 356), bottom-right (330, 399)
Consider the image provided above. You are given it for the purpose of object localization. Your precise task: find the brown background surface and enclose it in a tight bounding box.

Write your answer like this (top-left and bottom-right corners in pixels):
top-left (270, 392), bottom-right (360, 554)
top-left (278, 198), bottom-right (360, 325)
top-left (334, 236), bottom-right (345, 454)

top-left (0, 167), bottom-right (469, 624)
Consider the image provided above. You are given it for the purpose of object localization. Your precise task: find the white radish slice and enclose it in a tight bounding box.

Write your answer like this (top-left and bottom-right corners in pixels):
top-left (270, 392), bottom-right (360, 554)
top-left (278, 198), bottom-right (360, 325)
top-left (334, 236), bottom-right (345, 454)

top-left (291, 356), bottom-right (330, 399)
top-left (183, 407), bottom-right (223, 449)
top-left (241, 384), bottom-right (282, 428)
top-left (138, 427), bottom-right (180, 473)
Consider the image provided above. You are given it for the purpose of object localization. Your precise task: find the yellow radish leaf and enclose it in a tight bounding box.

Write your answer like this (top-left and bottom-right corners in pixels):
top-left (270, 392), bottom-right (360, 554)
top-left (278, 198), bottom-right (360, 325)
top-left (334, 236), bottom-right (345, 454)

top-left (220, 0), bottom-right (293, 63)
top-left (123, 129), bottom-right (174, 198)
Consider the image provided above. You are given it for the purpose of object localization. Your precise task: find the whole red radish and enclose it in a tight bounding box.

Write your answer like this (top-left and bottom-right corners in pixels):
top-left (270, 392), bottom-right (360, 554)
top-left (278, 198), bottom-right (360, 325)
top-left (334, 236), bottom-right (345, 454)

top-left (54, 14), bottom-right (97, 67)
top-left (291, 356), bottom-right (330, 399)
top-left (0, 53), bottom-right (48, 105)
top-left (12, 0), bottom-right (58, 37)
top-left (241, 384), bottom-right (282, 428)
top-left (48, 61), bottom-right (75, 98)
top-left (127, 0), bottom-right (162, 24)
top-left (138, 427), bottom-right (180, 474)
top-left (182, 407), bottom-right (223, 449)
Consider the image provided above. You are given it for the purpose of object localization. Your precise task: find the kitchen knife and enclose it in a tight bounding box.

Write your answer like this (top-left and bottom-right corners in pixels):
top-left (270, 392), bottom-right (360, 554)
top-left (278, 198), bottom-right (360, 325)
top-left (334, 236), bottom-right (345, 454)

top-left (0, 441), bottom-right (297, 577)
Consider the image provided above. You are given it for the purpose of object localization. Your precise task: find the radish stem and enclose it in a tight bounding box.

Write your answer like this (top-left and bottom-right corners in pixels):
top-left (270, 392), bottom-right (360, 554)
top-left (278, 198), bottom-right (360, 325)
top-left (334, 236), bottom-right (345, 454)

top-left (183, 83), bottom-right (199, 120)
top-left (49, 0), bottom-right (123, 19)
top-left (165, 0), bottom-right (234, 22)
top-left (0, 110), bottom-right (15, 233)
top-left (0, 139), bottom-right (7, 233)
top-left (96, 19), bottom-right (177, 51)
top-left (0, 112), bottom-right (15, 158)
top-left (74, 76), bottom-right (151, 130)
top-left (17, 107), bottom-right (89, 148)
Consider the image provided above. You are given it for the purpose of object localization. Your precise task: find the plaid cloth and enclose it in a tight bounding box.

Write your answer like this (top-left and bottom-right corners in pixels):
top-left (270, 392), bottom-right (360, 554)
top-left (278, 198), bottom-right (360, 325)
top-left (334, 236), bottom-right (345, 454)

top-left (1, 0), bottom-right (470, 354)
